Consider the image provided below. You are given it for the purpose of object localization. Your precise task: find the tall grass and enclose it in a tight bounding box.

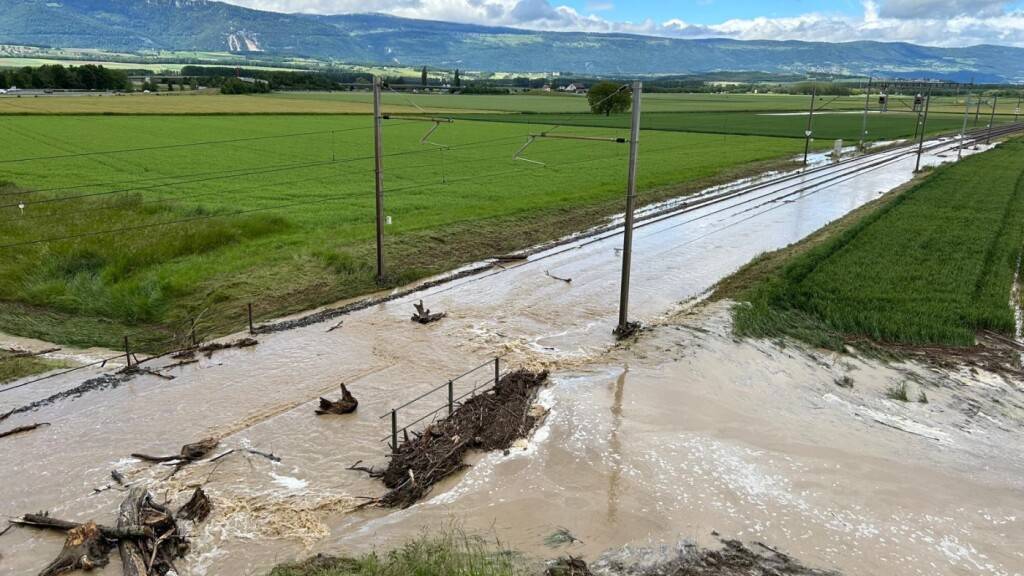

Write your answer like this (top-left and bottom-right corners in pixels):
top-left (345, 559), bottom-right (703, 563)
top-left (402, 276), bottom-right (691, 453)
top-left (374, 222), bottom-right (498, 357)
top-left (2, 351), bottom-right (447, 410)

top-left (269, 531), bottom-right (531, 576)
top-left (735, 139), bottom-right (1024, 347)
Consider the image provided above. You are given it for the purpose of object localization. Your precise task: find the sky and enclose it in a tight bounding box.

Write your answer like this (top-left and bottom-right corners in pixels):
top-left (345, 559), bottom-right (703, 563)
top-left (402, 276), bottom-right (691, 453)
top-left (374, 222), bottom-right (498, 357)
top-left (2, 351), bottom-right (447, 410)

top-left (221, 0), bottom-right (1024, 47)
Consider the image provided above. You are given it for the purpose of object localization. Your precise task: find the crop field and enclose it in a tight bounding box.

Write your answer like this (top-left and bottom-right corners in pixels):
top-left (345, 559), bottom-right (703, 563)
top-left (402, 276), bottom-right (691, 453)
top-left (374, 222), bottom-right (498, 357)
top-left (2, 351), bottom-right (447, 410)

top-left (733, 139), bottom-right (1024, 347)
top-left (268, 91), bottom-right (899, 114)
top-left (452, 110), bottom-right (1000, 141)
top-left (0, 114), bottom-right (806, 350)
top-left (0, 92), bottom-right (457, 115)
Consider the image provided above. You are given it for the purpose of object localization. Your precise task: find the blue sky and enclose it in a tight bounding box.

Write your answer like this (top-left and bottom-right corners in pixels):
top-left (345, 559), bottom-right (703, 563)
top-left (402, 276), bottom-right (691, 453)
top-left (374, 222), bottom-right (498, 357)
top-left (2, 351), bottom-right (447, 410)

top-left (224, 0), bottom-right (1024, 47)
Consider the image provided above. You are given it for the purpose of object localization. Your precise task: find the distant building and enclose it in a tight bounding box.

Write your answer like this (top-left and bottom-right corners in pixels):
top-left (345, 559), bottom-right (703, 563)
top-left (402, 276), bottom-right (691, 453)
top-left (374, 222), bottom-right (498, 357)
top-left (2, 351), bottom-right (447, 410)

top-left (565, 83), bottom-right (588, 94)
top-left (542, 84), bottom-right (552, 92)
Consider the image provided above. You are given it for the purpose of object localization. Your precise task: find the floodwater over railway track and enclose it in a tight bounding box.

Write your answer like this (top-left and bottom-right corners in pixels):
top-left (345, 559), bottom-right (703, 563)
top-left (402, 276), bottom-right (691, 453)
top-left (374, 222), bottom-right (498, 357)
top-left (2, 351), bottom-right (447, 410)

top-left (2, 136), bottom-right (1020, 576)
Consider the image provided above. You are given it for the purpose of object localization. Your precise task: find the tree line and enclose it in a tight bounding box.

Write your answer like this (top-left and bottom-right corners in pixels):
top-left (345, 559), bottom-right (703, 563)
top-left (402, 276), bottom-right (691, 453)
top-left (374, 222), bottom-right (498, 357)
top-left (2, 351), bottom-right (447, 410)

top-left (0, 64), bottom-right (130, 91)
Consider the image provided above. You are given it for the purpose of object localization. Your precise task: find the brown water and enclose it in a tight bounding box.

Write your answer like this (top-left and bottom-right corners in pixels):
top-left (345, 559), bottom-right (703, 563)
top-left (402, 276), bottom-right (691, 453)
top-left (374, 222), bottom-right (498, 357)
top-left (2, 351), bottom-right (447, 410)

top-left (2, 139), bottom-right (1017, 576)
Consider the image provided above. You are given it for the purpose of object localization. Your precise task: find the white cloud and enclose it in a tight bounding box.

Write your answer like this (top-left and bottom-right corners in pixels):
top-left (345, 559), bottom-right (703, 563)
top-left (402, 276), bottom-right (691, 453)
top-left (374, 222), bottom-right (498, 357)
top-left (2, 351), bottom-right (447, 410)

top-left (219, 0), bottom-right (1024, 47)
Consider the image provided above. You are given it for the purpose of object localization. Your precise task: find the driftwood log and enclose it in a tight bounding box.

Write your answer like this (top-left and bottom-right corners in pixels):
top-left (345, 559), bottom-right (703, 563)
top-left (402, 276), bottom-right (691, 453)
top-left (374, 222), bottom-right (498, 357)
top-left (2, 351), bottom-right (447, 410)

top-left (177, 487), bottom-right (212, 523)
top-left (131, 438), bottom-right (219, 463)
top-left (316, 384), bottom-right (358, 415)
top-left (117, 487), bottom-right (188, 576)
top-left (0, 422), bottom-right (49, 439)
top-left (13, 514), bottom-right (147, 540)
top-left (411, 300), bottom-right (446, 324)
top-left (38, 522), bottom-right (111, 576)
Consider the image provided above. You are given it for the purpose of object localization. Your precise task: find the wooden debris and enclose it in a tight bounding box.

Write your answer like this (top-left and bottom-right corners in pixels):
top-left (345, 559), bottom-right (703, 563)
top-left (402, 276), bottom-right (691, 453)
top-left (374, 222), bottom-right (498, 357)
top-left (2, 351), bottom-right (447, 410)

top-left (160, 358), bottom-right (199, 372)
top-left (12, 514), bottom-right (147, 540)
top-left (118, 365), bottom-right (174, 380)
top-left (545, 270), bottom-right (572, 284)
top-left (171, 337), bottom-right (258, 360)
top-left (545, 556), bottom-right (593, 576)
top-left (132, 437), bottom-right (219, 464)
top-left (177, 487), bottom-right (211, 523)
top-left (380, 370), bottom-right (548, 507)
top-left (39, 522), bottom-right (111, 576)
top-left (117, 487), bottom-right (188, 576)
top-left (0, 422), bottom-right (49, 440)
top-left (316, 384), bottom-right (358, 415)
top-left (411, 300), bottom-right (446, 324)
top-left (326, 320), bottom-right (345, 333)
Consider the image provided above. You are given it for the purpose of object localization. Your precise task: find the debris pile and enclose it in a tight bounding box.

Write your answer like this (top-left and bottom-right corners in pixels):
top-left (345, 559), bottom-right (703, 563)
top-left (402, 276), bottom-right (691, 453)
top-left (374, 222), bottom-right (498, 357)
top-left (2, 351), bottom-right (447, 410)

top-left (377, 369), bottom-right (549, 507)
top-left (590, 537), bottom-right (842, 576)
top-left (171, 337), bottom-right (258, 361)
top-left (13, 485), bottom-right (210, 576)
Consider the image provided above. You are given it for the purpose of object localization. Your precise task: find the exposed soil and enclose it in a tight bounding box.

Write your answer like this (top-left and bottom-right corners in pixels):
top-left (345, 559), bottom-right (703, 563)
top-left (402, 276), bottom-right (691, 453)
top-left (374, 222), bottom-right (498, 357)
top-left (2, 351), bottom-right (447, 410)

top-left (378, 369), bottom-right (549, 508)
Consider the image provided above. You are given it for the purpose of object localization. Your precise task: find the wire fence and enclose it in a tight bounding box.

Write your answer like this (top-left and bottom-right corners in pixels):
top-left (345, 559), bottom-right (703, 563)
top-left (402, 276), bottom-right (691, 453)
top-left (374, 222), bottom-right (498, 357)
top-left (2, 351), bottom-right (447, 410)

top-left (377, 357), bottom-right (506, 454)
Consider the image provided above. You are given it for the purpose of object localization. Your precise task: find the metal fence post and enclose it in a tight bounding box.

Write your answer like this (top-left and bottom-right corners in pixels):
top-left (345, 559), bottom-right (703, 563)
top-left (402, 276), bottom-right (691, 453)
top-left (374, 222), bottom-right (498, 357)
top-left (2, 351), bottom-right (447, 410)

top-left (447, 380), bottom-right (454, 416)
top-left (391, 409), bottom-right (398, 455)
top-left (248, 303), bottom-right (254, 335)
top-left (494, 357), bottom-right (500, 387)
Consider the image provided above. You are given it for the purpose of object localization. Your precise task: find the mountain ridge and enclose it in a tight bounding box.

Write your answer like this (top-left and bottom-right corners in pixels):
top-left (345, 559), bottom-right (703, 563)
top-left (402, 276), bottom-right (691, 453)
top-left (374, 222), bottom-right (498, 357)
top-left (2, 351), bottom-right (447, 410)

top-left (0, 0), bottom-right (1021, 81)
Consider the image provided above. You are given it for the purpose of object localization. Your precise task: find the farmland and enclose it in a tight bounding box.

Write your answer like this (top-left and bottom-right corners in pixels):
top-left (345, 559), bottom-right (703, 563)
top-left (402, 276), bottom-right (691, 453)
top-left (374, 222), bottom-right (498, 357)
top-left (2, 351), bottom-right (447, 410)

top-left (731, 138), bottom-right (1024, 347)
top-left (453, 110), bottom-right (993, 141)
top-left (0, 114), bottom-right (806, 351)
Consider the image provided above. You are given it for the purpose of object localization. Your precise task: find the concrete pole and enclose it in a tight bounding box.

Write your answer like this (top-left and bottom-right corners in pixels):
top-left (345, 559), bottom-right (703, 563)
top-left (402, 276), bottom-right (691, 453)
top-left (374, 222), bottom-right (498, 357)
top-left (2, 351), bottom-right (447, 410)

top-left (987, 94), bottom-right (998, 145)
top-left (959, 94), bottom-right (970, 161)
top-left (859, 76), bottom-right (871, 152)
top-left (615, 80), bottom-right (642, 338)
top-left (915, 86), bottom-right (932, 173)
top-left (373, 76), bottom-right (385, 282)
top-left (803, 82), bottom-right (817, 166)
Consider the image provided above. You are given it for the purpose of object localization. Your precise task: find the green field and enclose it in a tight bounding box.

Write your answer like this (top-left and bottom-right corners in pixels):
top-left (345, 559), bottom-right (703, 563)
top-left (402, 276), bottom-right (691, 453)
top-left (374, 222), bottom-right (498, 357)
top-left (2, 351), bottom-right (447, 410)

top-left (0, 114), bottom-right (806, 350)
top-left (452, 110), bottom-right (997, 141)
top-left (268, 91), bottom-right (882, 114)
top-left (732, 139), bottom-right (1024, 347)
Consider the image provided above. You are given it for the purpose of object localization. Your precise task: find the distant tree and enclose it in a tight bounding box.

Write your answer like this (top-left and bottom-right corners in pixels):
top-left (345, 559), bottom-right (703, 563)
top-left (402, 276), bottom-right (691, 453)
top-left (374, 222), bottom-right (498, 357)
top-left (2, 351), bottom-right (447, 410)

top-left (454, 69), bottom-right (461, 88)
top-left (421, 66), bottom-right (428, 87)
top-left (588, 81), bottom-right (632, 116)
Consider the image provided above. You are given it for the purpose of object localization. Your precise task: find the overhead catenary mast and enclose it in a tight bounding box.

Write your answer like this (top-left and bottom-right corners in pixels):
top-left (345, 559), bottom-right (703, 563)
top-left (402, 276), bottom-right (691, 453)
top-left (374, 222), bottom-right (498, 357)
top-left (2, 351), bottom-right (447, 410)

top-left (803, 81), bottom-right (817, 166)
top-left (616, 80), bottom-right (643, 339)
top-left (859, 76), bottom-right (872, 152)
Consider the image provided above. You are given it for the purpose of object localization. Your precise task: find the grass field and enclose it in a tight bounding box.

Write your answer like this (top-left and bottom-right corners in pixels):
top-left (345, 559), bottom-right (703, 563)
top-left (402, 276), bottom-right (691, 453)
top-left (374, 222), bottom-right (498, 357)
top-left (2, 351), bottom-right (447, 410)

top-left (731, 139), bottom-right (1024, 348)
top-left (6, 90), bottom-right (1017, 118)
top-left (0, 92), bottom-right (459, 115)
top-left (452, 110), bottom-right (998, 141)
top-left (0, 114), bottom-right (806, 350)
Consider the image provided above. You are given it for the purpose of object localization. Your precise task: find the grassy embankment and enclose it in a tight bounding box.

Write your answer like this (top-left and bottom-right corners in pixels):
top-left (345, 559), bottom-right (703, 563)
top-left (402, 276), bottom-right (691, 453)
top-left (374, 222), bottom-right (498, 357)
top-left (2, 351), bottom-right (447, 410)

top-left (721, 139), bottom-right (1024, 349)
top-left (0, 112), bottom-right (808, 351)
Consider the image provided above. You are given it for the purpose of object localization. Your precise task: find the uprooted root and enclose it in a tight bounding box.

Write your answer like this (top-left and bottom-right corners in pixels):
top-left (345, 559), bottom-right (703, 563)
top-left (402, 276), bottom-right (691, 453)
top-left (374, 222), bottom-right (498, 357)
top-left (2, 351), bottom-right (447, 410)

top-left (379, 369), bottom-right (549, 508)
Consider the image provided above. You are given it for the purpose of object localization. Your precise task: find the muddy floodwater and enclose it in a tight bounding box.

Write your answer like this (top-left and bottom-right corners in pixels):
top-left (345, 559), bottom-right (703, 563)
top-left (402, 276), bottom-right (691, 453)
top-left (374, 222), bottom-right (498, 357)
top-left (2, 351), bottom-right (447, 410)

top-left (1, 139), bottom-right (1020, 576)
